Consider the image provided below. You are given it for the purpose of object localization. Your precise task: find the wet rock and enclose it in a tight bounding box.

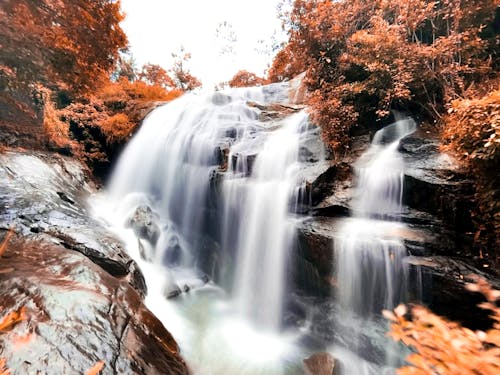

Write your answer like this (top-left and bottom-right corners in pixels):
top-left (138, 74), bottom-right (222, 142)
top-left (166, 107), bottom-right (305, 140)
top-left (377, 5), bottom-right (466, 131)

top-left (56, 191), bottom-right (75, 205)
top-left (165, 285), bottom-right (183, 299)
top-left (400, 133), bottom-right (475, 234)
top-left (0, 151), bottom-right (146, 296)
top-left (246, 101), bottom-right (305, 122)
top-left (125, 205), bottom-right (161, 246)
top-left (303, 352), bottom-right (337, 375)
top-left (407, 256), bottom-right (498, 330)
top-left (230, 152), bottom-right (257, 176)
top-left (0, 235), bottom-right (188, 375)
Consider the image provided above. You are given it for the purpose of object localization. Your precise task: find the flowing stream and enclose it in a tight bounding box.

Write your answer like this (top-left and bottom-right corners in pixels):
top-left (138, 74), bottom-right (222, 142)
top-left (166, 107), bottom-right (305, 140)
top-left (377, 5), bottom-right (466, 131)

top-left (91, 81), bottom-right (417, 374)
top-left (331, 117), bottom-right (416, 374)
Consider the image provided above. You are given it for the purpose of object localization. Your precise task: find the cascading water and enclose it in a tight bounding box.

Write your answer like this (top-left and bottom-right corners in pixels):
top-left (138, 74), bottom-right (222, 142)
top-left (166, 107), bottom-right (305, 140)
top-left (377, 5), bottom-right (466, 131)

top-left (332, 117), bottom-right (416, 373)
top-left (223, 112), bottom-right (307, 331)
top-left (91, 83), bottom-right (317, 375)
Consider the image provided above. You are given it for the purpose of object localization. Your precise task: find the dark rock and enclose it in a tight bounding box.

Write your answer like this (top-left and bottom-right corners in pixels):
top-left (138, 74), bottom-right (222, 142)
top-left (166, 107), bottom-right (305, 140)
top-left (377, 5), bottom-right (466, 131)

top-left (56, 191), bottom-right (75, 205)
top-left (294, 217), bottom-right (337, 296)
top-left (401, 133), bottom-right (475, 234)
top-left (303, 352), bottom-right (337, 375)
top-left (230, 152), bottom-right (257, 176)
top-left (125, 205), bottom-right (161, 246)
top-left (0, 235), bottom-right (189, 375)
top-left (165, 286), bottom-right (183, 300)
top-left (407, 256), bottom-right (498, 330)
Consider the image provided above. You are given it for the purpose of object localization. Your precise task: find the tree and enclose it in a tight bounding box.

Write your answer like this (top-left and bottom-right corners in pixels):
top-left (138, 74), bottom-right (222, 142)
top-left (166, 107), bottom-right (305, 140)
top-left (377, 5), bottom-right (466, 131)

top-left (228, 70), bottom-right (268, 88)
top-left (170, 47), bottom-right (202, 91)
top-left (270, 0), bottom-right (499, 154)
top-left (138, 64), bottom-right (175, 89)
top-left (0, 0), bottom-right (127, 95)
top-left (112, 50), bottom-right (138, 82)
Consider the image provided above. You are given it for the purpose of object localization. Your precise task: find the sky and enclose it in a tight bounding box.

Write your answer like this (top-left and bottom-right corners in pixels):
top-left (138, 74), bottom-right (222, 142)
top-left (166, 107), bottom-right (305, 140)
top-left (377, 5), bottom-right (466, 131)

top-left (120, 0), bottom-right (286, 89)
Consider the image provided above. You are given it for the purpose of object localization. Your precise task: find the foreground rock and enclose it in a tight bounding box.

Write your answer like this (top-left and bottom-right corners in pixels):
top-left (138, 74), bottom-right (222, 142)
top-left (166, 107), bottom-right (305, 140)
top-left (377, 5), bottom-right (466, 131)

top-left (0, 150), bottom-right (146, 295)
top-left (0, 150), bottom-right (189, 374)
top-left (0, 234), bottom-right (189, 374)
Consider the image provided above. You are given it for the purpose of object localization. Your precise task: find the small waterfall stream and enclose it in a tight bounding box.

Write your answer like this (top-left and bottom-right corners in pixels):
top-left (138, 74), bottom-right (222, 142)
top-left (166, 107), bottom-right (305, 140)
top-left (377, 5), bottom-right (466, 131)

top-left (332, 117), bottom-right (416, 373)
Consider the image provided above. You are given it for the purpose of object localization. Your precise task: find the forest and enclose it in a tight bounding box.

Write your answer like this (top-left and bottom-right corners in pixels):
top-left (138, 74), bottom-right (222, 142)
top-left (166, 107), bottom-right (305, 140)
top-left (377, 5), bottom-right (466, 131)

top-left (0, 0), bottom-right (499, 374)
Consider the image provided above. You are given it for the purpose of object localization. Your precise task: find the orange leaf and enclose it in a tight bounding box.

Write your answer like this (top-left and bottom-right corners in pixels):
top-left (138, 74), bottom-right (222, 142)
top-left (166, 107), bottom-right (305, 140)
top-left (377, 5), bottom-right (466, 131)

top-left (0, 230), bottom-right (13, 258)
top-left (86, 361), bottom-right (105, 375)
top-left (0, 358), bottom-right (9, 375)
top-left (0, 307), bottom-right (26, 332)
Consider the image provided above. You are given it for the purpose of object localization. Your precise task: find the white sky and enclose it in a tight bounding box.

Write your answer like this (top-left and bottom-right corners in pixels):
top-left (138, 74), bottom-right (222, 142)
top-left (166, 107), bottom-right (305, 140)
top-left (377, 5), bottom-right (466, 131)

top-left (120, 0), bottom-right (285, 89)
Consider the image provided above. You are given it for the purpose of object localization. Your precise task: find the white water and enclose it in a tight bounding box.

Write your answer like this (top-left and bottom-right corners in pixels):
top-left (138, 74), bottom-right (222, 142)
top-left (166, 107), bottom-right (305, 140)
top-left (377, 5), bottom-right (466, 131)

top-left (332, 118), bottom-right (416, 373)
top-left (223, 112), bottom-right (307, 331)
top-left (91, 84), bottom-right (316, 374)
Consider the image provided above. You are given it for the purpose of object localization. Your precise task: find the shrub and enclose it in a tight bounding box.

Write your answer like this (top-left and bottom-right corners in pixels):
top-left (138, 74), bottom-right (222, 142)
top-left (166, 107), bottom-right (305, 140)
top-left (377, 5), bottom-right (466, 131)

top-left (442, 88), bottom-right (500, 258)
top-left (228, 70), bottom-right (268, 88)
top-left (271, 0), bottom-right (499, 155)
top-left (385, 276), bottom-right (500, 375)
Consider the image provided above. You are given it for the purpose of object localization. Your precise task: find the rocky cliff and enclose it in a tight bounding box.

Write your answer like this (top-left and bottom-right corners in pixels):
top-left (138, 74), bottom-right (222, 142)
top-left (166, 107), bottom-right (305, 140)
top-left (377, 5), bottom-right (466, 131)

top-left (0, 151), bottom-right (189, 374)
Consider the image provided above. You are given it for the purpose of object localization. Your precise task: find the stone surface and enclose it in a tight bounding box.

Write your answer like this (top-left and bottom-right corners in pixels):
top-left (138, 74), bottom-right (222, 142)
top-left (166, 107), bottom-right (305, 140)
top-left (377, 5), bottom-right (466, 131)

top-left (125, 205), bottom-right (161, 247)
top-left (0, 234), bottom-right (189, 375)
top-left (0, 150), bottom-right (146, 296)
top-left (292, 127), bottom-right (498, 328)
top-left (407, 255), bottom-right (498, 330)
top-left (303, 352), bottom-right (336, 375)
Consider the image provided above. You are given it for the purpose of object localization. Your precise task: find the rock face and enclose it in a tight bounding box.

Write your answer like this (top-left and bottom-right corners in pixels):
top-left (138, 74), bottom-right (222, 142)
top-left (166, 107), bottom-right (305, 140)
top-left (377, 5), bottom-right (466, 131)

top-left (0, 151), bottom-right (146, 296)
top-left (292, 128), bottom-right (498, 328)
top-left (0, 150), bottom-right (189, 374)
top-left (0, 235), bottom-right (189, 374)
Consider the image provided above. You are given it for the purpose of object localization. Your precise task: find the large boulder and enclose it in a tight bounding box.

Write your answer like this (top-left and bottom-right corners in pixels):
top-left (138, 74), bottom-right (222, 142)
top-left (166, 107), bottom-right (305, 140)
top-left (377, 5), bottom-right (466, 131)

top-left (0, 150), bottom-right (146, 296)
top-left (0, 234), bottom-right (189, 374)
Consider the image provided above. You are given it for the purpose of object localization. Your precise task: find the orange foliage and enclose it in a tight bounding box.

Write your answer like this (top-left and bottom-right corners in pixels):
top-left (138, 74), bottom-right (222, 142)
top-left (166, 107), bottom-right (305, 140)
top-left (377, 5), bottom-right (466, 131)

top-left (441, 88), bottom-right (500, 255)
top-left (0, 359), bottom-right (9, 375)
top-left (0, 230), bottom-right (13, 258)
top-left (51, 78), bottom-right (182, 174)
top-left (41, 88), bottom-right (75, 150)
top-left (170, 47), bottom-right (202, 91)
top-left (229, 70), bottom-right (268, 88)
top-left (272, 0), bottom-right (499, 155)
top-left (385, 277), bottom-right (500, 374)
top-left (0, 307), bottom-right (26, 332)
top-left (139, 64), bottom-right (175, 89)
top-left (86, 361), bottom-right (105, 375)
top-left (442, 89), bottom-right (500, 163)
top-left (99, 113), bottom-right (134, 144)
top-left (99, 78), bottom-right (182, 104)
top-left (0, 0), bottom-right (127, 94)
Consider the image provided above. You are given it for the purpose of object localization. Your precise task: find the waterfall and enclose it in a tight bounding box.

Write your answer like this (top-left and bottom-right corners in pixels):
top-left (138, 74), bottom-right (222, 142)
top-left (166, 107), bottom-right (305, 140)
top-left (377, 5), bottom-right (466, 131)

top-left (332, 117), bottom-right (416, 373)
top-left (223, 112), bottom-right (307, 331)
top-left (93, 83), bottom-right (317, 374)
